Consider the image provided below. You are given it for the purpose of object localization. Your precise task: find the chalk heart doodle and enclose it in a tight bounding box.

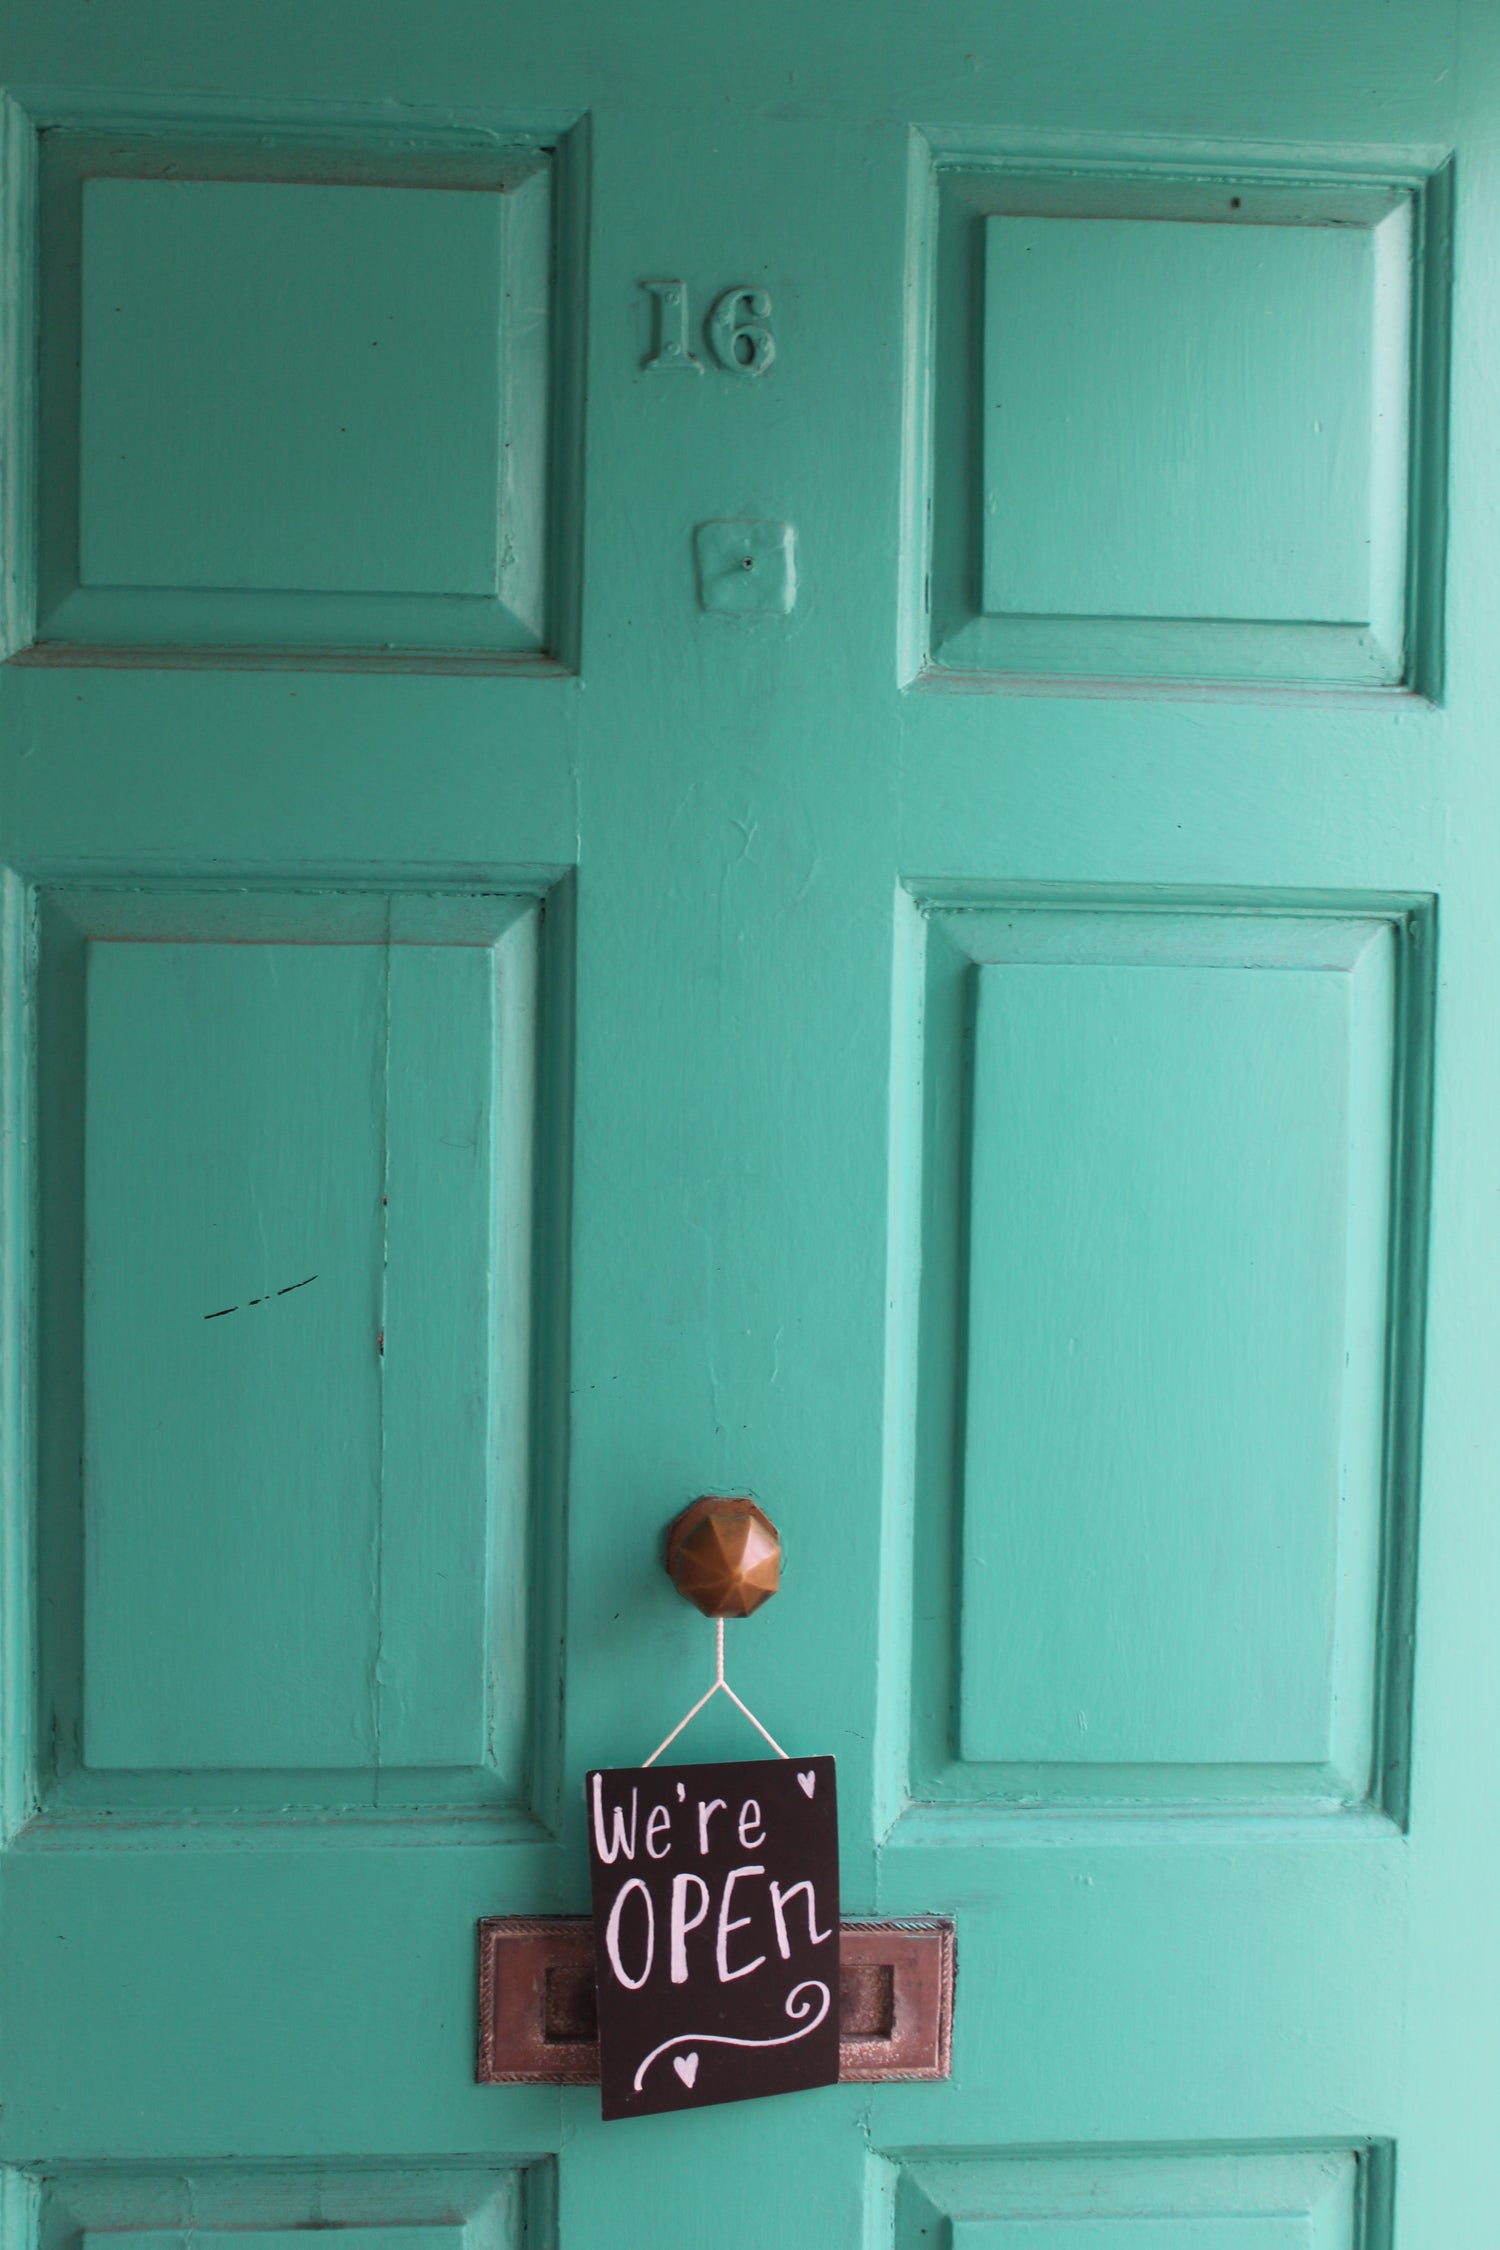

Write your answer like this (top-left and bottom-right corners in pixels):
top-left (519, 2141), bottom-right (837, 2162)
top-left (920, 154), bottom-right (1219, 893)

top-left (586, 1754), bottom-right (840, 2121)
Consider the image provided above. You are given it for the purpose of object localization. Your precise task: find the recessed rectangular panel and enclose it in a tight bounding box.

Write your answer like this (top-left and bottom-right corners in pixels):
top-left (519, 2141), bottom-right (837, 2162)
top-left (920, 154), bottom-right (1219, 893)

top-left (897, 2153), bottom-right (1359, 2250)
top-left (983, 214), bottom-right (1376, 625)
top-left (895, 892), bottom-right (1430, 1815)
top-left (960, 954), bottom-right (1376, 1771)
top-left (81, 179), bottom-right (503, 598)
top-left (955, 2224), bottom-right (1307, 2250)
top-left (44, 2166), bottom-right (530, 2250)
top-left (70, 894), bottom-right (542, 1804)
top-left (83, 940), bottom-right (388, 1771)
top-left (83, 2235), bottom-right (459, 2250)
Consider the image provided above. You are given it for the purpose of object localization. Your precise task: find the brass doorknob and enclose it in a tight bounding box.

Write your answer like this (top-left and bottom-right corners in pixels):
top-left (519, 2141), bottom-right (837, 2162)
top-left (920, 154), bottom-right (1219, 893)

top-left (665, 1496), bottom-right (781, 1618)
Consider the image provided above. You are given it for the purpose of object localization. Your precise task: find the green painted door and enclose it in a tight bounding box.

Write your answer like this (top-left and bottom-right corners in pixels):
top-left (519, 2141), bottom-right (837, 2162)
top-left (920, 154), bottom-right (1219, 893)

top-left (0, 5), bottom-right (1496, 2247)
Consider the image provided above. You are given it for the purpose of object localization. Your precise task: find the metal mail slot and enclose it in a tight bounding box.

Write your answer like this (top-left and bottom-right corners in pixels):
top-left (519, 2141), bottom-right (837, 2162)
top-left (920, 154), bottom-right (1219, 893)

top-left (476, 1916), bottom-right (954, 2085)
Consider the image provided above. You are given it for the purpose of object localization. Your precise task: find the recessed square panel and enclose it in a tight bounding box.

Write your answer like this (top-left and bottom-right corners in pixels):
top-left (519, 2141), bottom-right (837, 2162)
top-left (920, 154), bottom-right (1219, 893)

top-left (80, 179), bottom-right (505, 599)
top-left (33, 885), bottom-right (562, 1821)
top-left (908, 151), bottom-right (1451, 690)
top-left (30, 131), bottom-right (578, 664)
top-left (983, 214), bottom-right (1376, 626)
top-left (896, 893), bottom-right (1431, 1814)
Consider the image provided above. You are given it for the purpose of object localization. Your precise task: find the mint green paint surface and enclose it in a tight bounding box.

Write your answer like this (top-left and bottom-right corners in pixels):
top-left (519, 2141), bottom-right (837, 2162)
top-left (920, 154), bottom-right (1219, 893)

top-left (81, 923), bottom-right (519, 1779)
top-left (80, 180), bottom-right (508, 598)
top-left (42, 2171), bottom-right (526, 2250)
top-left (901, 898), bottom-right (1420, 1816)
top-left (982, 215), bottom-right (1378, 624)
top-left (923, 170), bottom-right (1425, 687)
top-left (83, 939), bottom-right (389, 1771)
top-left (901, 2154), bottom-right (1359, 2250)
top-left (42, 887), bottom-right (547, 1815)
top-left (84, 2235), bottom-right (462, 2250)
top-left (0, 4), bottom-right (1496, 2250)
top-left (37, 140), bottom-right (561, 656)
top-left (961, 951), bottom-right (1379, 1773)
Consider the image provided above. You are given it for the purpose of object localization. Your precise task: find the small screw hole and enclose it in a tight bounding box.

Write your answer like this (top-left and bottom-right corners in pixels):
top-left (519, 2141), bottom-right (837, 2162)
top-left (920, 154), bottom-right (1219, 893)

top-left (1229, 196), bottom-right (1242, 208)
top-left (742, 556), bottom-right (755, 569)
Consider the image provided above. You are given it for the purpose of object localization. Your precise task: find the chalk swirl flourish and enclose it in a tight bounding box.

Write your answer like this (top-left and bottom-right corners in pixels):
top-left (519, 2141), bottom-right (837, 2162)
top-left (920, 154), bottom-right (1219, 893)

top-left (631, 1980), bottom-right (833, 2092)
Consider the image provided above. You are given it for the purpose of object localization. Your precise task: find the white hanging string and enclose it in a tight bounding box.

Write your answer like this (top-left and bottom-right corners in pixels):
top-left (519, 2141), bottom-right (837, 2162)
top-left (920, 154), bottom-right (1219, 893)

top-left (643, 1616), bottom-right (789, 1767)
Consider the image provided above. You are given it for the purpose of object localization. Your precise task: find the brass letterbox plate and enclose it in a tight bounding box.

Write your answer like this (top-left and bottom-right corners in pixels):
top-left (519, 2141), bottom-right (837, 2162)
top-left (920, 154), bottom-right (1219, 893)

top-left (476, 1916), bottom-right (954, 2085)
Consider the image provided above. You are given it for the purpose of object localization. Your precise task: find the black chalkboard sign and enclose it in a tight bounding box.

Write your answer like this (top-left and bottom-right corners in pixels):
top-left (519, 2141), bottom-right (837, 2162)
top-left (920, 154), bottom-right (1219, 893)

top-left (586, 1754), bottom-right (840, 2120)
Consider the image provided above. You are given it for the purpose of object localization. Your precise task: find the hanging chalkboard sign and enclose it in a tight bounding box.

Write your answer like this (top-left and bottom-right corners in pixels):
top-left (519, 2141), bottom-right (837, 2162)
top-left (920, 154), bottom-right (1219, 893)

top-left (586, 1754), bottom-right (840, 2120)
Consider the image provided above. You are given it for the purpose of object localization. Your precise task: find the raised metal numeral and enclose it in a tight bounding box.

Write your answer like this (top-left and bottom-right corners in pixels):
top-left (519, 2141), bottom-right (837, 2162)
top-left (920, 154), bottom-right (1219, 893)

top-left (707, 284), bottom-right (775, 377)
top-left (641, 279), bottom-right (703, 374)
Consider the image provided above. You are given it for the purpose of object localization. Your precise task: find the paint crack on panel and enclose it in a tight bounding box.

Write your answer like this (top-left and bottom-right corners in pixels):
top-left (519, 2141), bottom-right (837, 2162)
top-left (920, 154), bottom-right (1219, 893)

top-left (202, 1273), bottom-right (317, 1321)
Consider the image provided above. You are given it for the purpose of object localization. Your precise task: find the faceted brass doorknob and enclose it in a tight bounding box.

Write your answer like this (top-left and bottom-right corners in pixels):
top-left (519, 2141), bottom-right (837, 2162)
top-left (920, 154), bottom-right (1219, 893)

top-left (665, 1496), bottom-right (781, 1618)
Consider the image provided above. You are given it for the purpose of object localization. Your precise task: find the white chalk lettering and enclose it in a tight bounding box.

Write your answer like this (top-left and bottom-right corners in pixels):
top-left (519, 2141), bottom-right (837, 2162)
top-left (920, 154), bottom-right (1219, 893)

top-left (605, 1877), bottom-right (655, 1990)
top-left (697, 1797), bottom-right (727, 1855)
top-left (590, 1773), bottom-right (639, 1865)
top-left (717, 1864), bottom-right (767, 1983)
top-left (737, 1798), bottom-right (764, 1849)
top-left (670, 1871), bottom-right (711, 1983)
top-left (769, 1878), bottom-right (832, 1959)
top-left (645, 1803), bottom-right (672, 1859)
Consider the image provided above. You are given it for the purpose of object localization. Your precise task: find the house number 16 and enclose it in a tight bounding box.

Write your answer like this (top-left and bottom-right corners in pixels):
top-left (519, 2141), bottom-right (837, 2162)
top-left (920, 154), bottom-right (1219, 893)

top-left (642, 281), bottom-right (776, 378)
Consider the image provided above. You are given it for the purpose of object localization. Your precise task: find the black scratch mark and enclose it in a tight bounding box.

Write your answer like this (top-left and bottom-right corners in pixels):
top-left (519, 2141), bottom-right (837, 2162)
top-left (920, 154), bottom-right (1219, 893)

top-left (204, 1274), bottom-right (318, 1322)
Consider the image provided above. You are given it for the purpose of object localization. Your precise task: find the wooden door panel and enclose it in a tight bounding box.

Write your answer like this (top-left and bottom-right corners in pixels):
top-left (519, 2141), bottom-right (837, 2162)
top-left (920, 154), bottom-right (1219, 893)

top-left (910, 150), bottom-right (1450, 691)
top-left (893, 894), bottom-right (1428, 1812)
top-left (894, 2153), bottom-right (1364, 2250)
top-left (981, 214), bottom-right (1383, 627)
top-left (30, 884), bottom-right (564, 1820)
top-left (26, 127), bottom-right (583, 667)
top-left (963, 950), bottom-right (1377, 1770)
top-left (31, 2165), bottom-right (541, 2250)
top-left (85, 933), bottom-right (390, 1772)
top-left (81, 181), bottom-right (511, 600)
top-left (83, 2234), bottom-right (465, 2250)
